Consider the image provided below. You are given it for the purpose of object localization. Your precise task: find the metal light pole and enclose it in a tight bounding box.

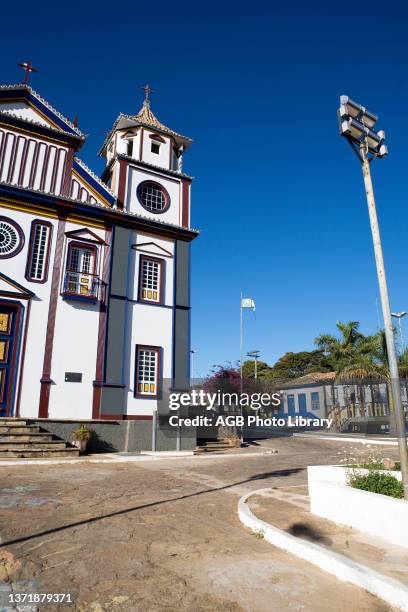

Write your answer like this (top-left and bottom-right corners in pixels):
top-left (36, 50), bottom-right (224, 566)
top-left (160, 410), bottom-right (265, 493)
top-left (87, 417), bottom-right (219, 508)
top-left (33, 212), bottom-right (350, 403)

top-left (190, 349), bottom-right (196, 386)
top-left (247, 350), bottom-right (261, 379)
top-left (239, 295), bottom-right (256, 446)
top-left (338, 95), bottom-right (408, 500)
top-left (392, 311), bottom-right (407, 352)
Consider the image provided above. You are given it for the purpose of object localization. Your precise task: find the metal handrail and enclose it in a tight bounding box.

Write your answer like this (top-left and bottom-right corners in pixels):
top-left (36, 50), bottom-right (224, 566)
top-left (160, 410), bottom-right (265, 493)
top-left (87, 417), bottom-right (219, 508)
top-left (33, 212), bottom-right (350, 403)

top-left (62, 270), bottom-right (102, 300)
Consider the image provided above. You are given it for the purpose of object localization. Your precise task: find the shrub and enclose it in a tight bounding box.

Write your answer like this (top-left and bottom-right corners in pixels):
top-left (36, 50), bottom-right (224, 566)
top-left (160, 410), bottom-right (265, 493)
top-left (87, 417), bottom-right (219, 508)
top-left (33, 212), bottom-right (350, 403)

top-left (350, 472), bottom-right (403, 499)
top-left (72, 424), bottom-right (92, 442)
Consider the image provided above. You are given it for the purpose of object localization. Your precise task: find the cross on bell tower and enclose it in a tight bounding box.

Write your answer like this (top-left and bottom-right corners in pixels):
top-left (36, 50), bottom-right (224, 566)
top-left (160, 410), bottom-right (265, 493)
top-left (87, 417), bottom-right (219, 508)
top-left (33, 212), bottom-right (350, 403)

top-left (141, 84), bottom-right (154, 107)
top-left (18, 61), bottom-right (38, 84)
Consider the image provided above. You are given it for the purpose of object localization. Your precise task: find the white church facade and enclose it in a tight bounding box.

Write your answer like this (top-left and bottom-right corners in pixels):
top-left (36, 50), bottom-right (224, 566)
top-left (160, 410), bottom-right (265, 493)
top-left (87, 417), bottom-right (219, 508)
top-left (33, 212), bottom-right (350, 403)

top-left (0, 81), bottom-right (197, 438)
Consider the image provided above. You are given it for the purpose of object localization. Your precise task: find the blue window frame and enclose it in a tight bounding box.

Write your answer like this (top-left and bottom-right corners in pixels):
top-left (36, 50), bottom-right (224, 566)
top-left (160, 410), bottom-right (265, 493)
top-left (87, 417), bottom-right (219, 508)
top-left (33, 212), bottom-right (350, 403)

top-left (311, 392), bottom-right (320, 411)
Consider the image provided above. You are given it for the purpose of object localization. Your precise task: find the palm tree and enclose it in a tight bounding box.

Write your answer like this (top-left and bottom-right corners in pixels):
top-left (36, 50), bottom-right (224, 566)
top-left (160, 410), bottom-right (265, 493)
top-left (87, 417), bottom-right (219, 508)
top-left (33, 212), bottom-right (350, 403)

top-left (315, 321), bottom-right (365, 371)
top-left (336, 329), bottom-right (408, 418)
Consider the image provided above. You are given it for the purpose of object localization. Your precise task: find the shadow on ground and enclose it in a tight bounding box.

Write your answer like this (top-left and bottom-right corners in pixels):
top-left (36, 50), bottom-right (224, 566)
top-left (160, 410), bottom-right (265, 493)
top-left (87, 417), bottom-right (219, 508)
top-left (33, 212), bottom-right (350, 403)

top-left (287, 522), bottom-right (333, 546)
top-left (1, 467), bottom-right (304, 546)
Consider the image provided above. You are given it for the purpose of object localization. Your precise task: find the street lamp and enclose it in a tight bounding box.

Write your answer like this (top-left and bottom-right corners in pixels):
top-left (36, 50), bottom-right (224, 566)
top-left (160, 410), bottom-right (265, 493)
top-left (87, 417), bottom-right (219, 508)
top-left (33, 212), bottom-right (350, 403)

top-left (247, 350), bottom-right (261, 379)
top-left (190, 349), bottom-right (196, 386)
top-left (391, 311), bottom-right (407, 352)
top-left (338, 95), bottom-right (408, 499)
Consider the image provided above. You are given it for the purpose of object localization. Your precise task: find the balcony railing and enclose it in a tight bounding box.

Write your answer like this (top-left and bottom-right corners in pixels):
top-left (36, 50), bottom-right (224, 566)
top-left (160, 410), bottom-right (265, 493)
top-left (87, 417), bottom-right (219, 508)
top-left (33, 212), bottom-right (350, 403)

top-left (62, 271), bottom-right (102, 301)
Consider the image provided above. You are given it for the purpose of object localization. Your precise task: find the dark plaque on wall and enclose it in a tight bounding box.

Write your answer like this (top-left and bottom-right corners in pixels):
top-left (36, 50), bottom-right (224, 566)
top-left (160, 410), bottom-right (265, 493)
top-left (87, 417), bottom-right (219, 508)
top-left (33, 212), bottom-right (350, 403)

top-left (65, 372), bottom-right (83, 383)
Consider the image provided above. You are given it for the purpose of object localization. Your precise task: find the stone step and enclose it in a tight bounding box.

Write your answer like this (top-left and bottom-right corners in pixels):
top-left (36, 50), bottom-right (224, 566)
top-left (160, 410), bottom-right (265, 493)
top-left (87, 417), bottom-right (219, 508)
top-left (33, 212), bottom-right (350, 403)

top-left (195, 446), bottom-right (232, 453)
top-left (200, 442), bottom-right (234, 448)
top-left (0, 441), bottom-right (68, 450)
top-left (0, 418), bottom-right (28, 425)
top-left (0, 433), bottom-right (54, 443)
top-left (0, 448), bottom-right (79, 458)
top-left (0, 426), bottom-right (40, 434)
top-left (0, 421), bottom-right (29, 428)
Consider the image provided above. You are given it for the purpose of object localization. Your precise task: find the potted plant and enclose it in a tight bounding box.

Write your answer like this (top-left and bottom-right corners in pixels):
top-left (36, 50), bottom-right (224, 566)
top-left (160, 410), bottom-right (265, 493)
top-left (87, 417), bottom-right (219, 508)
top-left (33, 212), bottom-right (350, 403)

top-left (72, 424), bottom-right (92, 453)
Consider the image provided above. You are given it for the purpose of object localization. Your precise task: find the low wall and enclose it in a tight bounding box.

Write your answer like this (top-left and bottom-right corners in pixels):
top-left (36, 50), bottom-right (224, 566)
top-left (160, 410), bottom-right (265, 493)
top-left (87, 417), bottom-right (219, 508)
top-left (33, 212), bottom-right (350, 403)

top-left (28, 419), bottom-right (197, 453)
top-left (308, 465), bottom-right (407, 549)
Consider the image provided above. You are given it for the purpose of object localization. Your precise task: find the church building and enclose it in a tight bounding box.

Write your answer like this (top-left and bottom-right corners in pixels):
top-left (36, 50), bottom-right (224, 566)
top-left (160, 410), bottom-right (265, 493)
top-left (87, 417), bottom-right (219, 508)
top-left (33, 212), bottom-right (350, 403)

top-left (0, 75), bottom-right (198, 449)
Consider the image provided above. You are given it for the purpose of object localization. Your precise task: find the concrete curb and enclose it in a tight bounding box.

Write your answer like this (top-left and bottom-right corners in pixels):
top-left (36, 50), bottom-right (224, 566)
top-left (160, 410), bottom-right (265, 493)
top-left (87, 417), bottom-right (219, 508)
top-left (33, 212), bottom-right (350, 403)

top-left (294, 433), bottom-right (397, 445)
top-left (143, 451), bottom-right (195, 457)
top-left (238, 488), bottom-right (408, 611)
top-left (0, 455), bottom-right (162, 467)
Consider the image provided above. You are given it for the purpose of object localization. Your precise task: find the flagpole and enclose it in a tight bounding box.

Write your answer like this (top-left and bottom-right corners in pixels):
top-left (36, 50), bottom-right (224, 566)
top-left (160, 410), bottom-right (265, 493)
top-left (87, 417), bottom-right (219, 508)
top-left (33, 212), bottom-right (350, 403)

top-left (240, 292), bottom-right (243, 395)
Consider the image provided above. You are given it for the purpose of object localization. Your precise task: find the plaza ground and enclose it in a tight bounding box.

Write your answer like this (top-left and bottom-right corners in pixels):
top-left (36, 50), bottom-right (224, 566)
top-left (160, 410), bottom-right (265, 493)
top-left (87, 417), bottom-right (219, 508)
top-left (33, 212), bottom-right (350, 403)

top-left (0, 436), bottom-right (400, 611)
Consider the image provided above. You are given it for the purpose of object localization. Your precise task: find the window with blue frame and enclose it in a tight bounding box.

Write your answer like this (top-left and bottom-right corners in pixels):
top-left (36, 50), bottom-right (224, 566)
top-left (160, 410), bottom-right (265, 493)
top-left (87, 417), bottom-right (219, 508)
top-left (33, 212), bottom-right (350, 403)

top-left (311, 392), bottom-right (320, 411)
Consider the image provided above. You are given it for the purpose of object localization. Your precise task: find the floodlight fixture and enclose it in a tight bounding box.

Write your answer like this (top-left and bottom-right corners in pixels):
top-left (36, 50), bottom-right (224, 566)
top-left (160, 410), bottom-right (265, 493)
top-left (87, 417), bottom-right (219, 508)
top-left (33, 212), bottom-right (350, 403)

top-left (338, 95), bottom-right (388, 158)
top-left (339, 95), bottom-right (378, 128)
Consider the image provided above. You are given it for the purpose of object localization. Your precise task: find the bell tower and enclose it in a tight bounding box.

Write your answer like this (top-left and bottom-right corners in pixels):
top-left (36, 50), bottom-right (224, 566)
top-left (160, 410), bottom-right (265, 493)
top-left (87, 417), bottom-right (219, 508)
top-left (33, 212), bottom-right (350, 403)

top-left (100, 86), bottom-right (193, 228)
top-left (98, 86), bottom-right (197, 422)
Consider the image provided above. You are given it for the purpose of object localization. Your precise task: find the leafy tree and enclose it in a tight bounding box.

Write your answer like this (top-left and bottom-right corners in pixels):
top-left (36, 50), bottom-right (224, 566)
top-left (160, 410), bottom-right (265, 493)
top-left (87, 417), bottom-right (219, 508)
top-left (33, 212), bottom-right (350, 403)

top-left (242, 359), bottom-right (272, 380)
top-left (268, 350), bottom-right (332, 381)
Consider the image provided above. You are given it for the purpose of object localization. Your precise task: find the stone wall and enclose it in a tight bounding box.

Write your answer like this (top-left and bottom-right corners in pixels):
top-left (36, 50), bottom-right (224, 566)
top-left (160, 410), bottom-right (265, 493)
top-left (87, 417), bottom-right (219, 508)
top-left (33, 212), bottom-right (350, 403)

top-left (28, 419), bottom-right (197, 453)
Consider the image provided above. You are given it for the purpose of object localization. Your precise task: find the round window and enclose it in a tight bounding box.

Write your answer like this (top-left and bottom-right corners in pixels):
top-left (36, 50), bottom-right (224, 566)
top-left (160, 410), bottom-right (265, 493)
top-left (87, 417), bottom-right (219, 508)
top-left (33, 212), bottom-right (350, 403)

top-left (0, 218), bottom-right (24, 258)
top-left (137, 181), bottom-right (169, 214)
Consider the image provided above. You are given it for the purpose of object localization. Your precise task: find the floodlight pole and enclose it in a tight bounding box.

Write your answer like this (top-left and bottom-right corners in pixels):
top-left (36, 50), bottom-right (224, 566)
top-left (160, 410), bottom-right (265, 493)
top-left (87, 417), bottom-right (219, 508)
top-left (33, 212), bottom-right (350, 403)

top-left (239, 292), bottom-right (244, 445)
top-left (359, 143), bottom-right (408, 499)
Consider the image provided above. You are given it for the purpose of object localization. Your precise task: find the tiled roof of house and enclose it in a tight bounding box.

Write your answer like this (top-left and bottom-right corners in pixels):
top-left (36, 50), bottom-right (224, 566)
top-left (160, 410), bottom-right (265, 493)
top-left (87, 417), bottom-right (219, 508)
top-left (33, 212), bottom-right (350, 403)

top-left (282, 372), bottom-right (336, 387)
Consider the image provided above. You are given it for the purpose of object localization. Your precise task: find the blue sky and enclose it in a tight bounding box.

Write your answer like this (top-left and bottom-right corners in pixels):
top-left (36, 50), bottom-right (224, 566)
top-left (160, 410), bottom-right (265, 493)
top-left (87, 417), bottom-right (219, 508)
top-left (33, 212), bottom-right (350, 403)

top-left (2, 1), bottom-right (408, 377)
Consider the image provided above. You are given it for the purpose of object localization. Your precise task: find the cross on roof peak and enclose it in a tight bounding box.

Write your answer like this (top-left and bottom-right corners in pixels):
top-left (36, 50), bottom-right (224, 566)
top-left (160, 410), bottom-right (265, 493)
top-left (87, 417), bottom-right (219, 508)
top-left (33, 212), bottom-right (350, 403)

top-left (18, 61), bottom-right (38, 84)
top-left (141, 84), bottom-right (154, 106)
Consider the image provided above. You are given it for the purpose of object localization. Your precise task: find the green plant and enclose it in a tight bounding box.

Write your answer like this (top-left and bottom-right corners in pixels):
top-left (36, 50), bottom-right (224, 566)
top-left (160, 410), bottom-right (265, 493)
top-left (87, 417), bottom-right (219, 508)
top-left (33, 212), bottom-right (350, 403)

top-left (72, 424), bottom-right (92, 442)
top-left (349, 472), bottom-right (403, 499)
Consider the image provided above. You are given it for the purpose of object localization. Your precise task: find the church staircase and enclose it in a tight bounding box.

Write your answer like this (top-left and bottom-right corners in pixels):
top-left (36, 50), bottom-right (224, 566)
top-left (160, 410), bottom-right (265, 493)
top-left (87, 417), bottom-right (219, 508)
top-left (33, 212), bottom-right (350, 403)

top-left (0, 419), bottom-right (79, 458)
top-left (195, 438), bottom-right (240, 453)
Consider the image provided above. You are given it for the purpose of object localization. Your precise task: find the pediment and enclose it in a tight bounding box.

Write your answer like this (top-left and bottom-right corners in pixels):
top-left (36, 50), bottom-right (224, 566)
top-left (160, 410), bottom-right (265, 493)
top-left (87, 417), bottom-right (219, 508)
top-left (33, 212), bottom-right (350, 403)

top-left (0, 85), bottom-right (82, 137)
top-left (0, 100), bottom-right (53, 128)
top-left (132, 241), bottom-right (173, 258)
top-left (65, 228), bottom-right (107, 245)
top-left (0, 273), bottom-right (34, 298)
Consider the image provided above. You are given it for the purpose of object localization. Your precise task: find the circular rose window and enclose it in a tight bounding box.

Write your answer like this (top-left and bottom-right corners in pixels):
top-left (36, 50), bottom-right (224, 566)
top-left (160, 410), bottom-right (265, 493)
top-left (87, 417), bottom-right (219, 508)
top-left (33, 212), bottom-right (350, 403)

top-left (137, 181), bottom-right (170, 214)
top-left (0, 217), bottom-right (24, 258)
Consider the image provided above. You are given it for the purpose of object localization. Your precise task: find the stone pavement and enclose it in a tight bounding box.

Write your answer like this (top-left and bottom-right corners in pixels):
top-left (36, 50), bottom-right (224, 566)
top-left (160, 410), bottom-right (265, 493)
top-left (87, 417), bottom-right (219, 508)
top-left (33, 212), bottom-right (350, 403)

top-left (0, 436), bottom-right (400, 611)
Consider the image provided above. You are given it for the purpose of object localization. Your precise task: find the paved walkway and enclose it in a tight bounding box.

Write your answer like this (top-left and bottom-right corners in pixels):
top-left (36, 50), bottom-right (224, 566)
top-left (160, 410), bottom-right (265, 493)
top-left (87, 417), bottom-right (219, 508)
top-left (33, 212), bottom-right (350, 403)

top-left (0, 436), bottom-right (399, 611)
top-left (247, 485), bottom-right (408, 588)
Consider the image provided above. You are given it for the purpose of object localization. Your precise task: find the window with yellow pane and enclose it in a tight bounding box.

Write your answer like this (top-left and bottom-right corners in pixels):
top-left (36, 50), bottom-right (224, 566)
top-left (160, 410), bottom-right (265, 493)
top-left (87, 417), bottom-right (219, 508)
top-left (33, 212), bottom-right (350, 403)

top-left (135, 346), bottom-right (160, 397)
top-left (138, 256), bottom-right (163, 304)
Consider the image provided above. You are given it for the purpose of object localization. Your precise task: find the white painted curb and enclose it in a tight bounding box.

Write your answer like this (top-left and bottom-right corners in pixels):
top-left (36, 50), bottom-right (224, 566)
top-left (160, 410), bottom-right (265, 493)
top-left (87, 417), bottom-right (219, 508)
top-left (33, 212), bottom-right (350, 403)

top-left (143, 451), bottom-right (195, 457)
top-left (294, 433), bottom-right (397, 445)
top-left (238, 488), bottom-right (408, 611)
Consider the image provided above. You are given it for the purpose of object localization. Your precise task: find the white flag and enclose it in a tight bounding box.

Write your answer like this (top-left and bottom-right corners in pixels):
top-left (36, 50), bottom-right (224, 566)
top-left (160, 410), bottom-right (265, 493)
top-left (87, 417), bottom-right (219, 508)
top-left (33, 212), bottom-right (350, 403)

top-left (241, 298), bottom-right (256, 311)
